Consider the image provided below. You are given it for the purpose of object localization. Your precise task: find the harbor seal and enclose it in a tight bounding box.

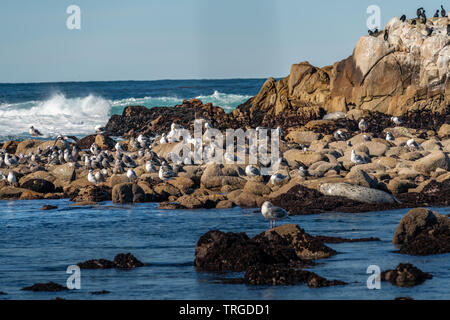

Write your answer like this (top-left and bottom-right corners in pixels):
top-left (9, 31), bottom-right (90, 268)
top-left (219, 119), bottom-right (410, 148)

top-left (319, 183), bottom-right (399, 204)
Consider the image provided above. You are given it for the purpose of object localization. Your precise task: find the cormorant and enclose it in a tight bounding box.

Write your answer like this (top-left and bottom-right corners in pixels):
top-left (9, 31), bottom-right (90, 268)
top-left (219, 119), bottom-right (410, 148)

top-left (420, 15), bottom-right (427, 24)
top-left (447, 24), bottom-right (450, 36)
top-left (434, 10), bottom-right (439, 18)
top-left (417, 7), bottom-right (424, 18)
top-left (426, 27), bottom-right (433, 36)
top-left (368, 30), bottom-right (373, 36)
top-left (384, 29), bottom-right (389, 41)
top-left (411, 19), bottom-right (417, 25)
top-left (442, 5), bottom-right (447, 17)
top-left (400, 14), bottom-right (406, 22)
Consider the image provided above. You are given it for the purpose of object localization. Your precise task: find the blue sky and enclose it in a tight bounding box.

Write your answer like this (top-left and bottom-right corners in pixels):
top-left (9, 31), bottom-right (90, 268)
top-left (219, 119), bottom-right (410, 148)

top-left (0, 0), bottom-right (446, 83)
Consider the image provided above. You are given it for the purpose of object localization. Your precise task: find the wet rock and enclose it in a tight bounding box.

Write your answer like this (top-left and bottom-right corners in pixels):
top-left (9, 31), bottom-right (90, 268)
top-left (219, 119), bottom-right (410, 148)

top-left (243, 263), bottom-right (346, 287)
top-left (113, 253), bottom-right (144, 269)
top-left (78, 253), bottom-right (144, 270)
top-left (41, 205), bottom-right (58, 210)
top-left (77, 258), bottom-right (116, 269)
top-left (71, 185), bottom-right (112, 203)
top-left (194, 230), bottom-right (304, 272)
top-left (90, 290), bottom-right (110, 295)
top-left (21, 282), bottom-right (67, 292)
top-left (393, 208), bottom-right (450, 255)
top-left (381, 263), bottom-right (432, 287)
top-left (20, 178), bottom-right (55, 194)
top-left (257, 224), bottom-right (336, 260)
top-left (112, 182), bottom-right (146, 204)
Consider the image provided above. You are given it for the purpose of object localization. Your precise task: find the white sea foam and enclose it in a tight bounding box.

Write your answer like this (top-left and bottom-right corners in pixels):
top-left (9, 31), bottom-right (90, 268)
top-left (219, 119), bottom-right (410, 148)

top-left (0, 94), bottom-right (111, 139)
top-left (0, 90), bottom-right (251, 141)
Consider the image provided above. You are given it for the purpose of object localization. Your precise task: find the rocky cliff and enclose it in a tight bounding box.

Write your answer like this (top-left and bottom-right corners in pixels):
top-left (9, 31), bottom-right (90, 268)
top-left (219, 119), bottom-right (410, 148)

top-left (234, 16), bottom-right (449, 118)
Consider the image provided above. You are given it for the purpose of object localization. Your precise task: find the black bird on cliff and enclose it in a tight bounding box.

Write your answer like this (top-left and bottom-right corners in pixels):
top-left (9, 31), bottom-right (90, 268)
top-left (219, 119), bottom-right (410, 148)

top-left (411, 19), bottom-right (417, 25)
top-left (426, 27), bottom-right (434, 37)
top-left (384, 29), bottom-right (389, 41)
top-left (447, 24), bottom-right (450, 36)
top-left (400, 14), bottom-right (406, 22)
top-left (417, 7), bottom-right (424, 18)
top-left (434, 10), bottom-right (440, 18)
top-left (441, 5), bottom-right (447, 17)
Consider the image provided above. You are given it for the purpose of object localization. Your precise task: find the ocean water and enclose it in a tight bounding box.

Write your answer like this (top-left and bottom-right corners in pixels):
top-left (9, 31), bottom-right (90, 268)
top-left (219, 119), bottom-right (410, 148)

top-left (0, 199), bottom-right (448, 300)
top-left (0, 79), bottom-right (263, 141)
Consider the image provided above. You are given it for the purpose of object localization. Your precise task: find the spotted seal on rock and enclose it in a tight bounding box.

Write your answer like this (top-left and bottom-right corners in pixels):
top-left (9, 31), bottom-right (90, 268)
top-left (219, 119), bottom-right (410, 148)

top-left (319, 183), bottom-right (399, 204)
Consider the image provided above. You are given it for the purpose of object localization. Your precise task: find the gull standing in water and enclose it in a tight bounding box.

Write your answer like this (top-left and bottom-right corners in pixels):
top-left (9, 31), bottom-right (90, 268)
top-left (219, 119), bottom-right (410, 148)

top-left (29, 126), bottom-right (43, 137)
top-left (261, 201), bottom-right (288, 228)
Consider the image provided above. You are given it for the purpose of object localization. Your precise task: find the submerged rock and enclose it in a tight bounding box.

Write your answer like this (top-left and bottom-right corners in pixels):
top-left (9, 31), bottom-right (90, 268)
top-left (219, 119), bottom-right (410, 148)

top-left (381, 263), bottom-right (432, 287)
top-left (21, 282), bottom-right (67, 292)
top-left (393, 208), bottom-right (450, 256)
top-left (78, 253), bottom-right (144, 270)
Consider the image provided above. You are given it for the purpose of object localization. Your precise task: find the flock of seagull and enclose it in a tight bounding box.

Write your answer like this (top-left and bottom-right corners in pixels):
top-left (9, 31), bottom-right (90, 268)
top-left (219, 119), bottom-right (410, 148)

top-left (0, 115), bottom-right (423, 228)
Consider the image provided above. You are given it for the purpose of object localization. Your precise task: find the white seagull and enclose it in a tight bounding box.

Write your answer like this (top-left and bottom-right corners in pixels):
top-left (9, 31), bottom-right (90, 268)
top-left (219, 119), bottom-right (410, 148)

top-left (270, 172), bottom-right (287, 185)
top-left (406, 138), bottom-right (419, 150)
top-left (159, 166), bottom-right (175, 185)
top-left (126, 169), bottom-right (138, 182)
top-left (245, 165), bottom-right (260, 177)
top-left (7, 171), bottom-right (16, 185)
top-left (261, 201), bottom-right (288, 228)
top-left (87, 169), bottom-right (97, 185)
top-left (145, 160), bottom-right (156, 173)
top-left (386, 132), bottom-right (395, 141)
top-left (358, 119), bottom-right (368, 132)
top-left (391, 117), bottom-right (403, 126)
top-left (351, 149), bottom-right (367, 164)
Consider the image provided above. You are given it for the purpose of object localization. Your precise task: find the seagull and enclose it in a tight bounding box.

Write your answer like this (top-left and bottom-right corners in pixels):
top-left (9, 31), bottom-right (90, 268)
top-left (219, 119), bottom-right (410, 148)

top-left (351, 149), bottom-right (367, 165)
top-left (270, 172), bottom-right (287, 185)
top-left (298, 166), bottom-right (308, 177)
top-left (245, 165), bottom-right (260, 177)
top-left (358, 119), bottom-right (368, 132)
top-left (4, 153), bottom-right (17, 167)
top-left (391, 117), bottom-right (403, 126)
top-left (334, 129), bottom-right (347, 141)
top-left (115, 142), bottom-right (125, 153)
top-left (386, 132), bottom-right (395, 141)
top-left (95, 171), bottom-right (105, 183)
top-left (406, 138), bottom-right (419, 150)
top-left (159, 133), bottom-right (168, 144)
top-left (95, 125), bottom-right (106, 134)
top-left (261, 201), bottom-right (288, 228)
top-left (7, 171), bottom-right (16, 185)
top-left (29, 126), bottom-right (43, 137)
top-left (87, 169), bottom-right (97, 185)
top-left (145, 160), bottom-right (156, 173)
top-left (126, 169), bottom-right (137, 182)
top-left (159, 166), bottom-right (175, 185)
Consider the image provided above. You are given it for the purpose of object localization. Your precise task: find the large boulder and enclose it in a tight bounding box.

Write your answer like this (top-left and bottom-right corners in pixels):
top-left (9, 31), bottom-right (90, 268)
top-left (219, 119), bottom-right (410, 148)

top-left (393, 208), bottom-right (450, 255)
top-left (112, 183), bottom-right (145, 203)
top-left (413, 151), bottom-right (450, 175)
top-left (20, 179), bottom-right (55, 194)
